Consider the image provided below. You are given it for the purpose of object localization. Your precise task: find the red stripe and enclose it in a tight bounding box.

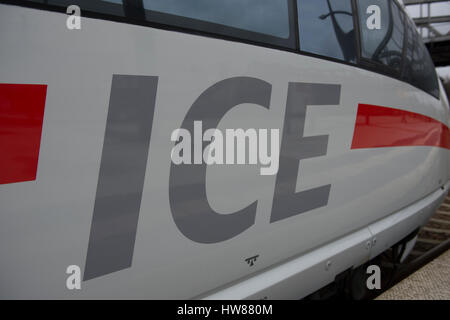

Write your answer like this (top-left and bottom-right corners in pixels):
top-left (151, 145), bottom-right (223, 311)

top-left (351, 103), bottom-right (450, 150)
top-left (0, 84), bottom-right (47, 185)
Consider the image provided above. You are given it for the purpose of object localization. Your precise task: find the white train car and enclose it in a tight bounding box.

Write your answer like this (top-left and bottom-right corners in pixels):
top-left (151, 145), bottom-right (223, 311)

top-left (0, 0), bottom-right (448, 299)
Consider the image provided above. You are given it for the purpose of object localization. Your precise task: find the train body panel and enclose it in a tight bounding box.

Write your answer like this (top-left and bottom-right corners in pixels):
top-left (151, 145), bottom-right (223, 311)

top-left (0, 2), bottom-right (449, 299)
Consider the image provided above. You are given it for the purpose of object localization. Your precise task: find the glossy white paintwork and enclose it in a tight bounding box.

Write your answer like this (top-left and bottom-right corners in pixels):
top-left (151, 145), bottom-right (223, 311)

top-left (202, 181), bottom-right (449, 299)
top-left (0, 4), bottom-right (448, 299)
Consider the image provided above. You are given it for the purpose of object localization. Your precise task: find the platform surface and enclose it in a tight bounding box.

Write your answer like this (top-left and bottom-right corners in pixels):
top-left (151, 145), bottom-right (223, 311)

top-left (376, 249), bottom-right (450, 300)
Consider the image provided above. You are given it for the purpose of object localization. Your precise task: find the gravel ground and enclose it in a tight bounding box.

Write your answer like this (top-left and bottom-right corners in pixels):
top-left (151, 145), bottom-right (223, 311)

top-left (376, 249), bottom-right (450, 300)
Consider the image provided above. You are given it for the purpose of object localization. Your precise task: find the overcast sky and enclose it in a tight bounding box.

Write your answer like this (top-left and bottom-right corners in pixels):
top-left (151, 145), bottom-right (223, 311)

top-left (399, 0), bottom-right (450, 78)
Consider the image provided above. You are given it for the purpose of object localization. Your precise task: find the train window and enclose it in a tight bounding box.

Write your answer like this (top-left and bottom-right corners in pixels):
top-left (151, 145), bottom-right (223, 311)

top-left (142, 0), bottom-right (296, 49)
top-left (21, 0), bottom-right (296, 49)
top-left (297, 0), bottom-right (357, 63)
top-left (402, 18), bottom-right (439, 98)
top-left (357, 0), bottom-right (405, 73)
